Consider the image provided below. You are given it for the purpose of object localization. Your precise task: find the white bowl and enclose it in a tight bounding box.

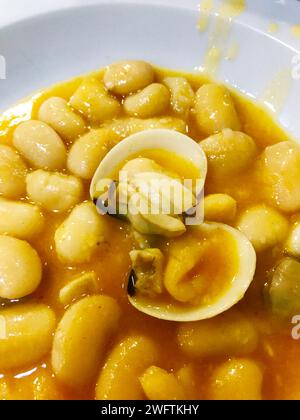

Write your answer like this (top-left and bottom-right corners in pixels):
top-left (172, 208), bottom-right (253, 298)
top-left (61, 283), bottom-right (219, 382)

top-left (0, 0), bottom-right (299, 138)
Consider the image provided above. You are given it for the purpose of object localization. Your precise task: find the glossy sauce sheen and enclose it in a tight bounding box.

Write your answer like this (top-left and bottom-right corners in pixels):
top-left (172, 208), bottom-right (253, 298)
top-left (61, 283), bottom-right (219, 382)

top-left (0, 66), bottom-right (298, 400)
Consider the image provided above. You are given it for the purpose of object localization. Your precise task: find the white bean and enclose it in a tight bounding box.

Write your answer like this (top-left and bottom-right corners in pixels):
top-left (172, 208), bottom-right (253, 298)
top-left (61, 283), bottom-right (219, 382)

top-left (286, 223), bottom-right (300, 258)
top-left (236, 205), bottom-right (289, 252)
top-left (208, 359), bottom-right (263, 400)
top-left (96, 335), bottom-right (159, 400)
top-left (140, 366), bottom-right (187, 400)
top-left (104, 61), bottom-right (155, 95)
top-left (0, 145), bottom-right (27, 199)
top-left (59, 271), bottom-right (97, 306)
top-left (54, 202), bottom-right (105, 264)
top-left (124, 83), bottom-right (170, 118)
top-left (0, 198), bottom-right (45, 239)
top-left (194, 84), bottom-right (241, 136)
top-left (26, 170), bottom-right (83, 213)
top-left (52, 295), bottom-right (120, 388)
top-left (204, 194), bottom-right (237, 223)
top-left (38, 97), bottom-right (86, 141)
top-left (67, 128), bottom-right (114, 180)
top-left (13, 120), bottom-right (67, 170)
top-left (0, 304), bottom-right (56, 371)
top-left (70, 77), bottom-right (121, 124)
top-left (163, 77), bottom-right (195, 116)
top-left (178, 311), bottom-right (258, 358)
top-left (259, 141), bottom-right (300, 213)
top-left (102, 117), bottom-right (186, 139)
top-left (200, 129), bottom-right (257, 180)
top-left (0, 235), bottom-right (42, 299)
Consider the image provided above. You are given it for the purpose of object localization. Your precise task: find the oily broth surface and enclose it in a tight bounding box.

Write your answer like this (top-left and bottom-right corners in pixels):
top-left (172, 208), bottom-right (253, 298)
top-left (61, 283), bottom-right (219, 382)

top-left (0, 66), bottom-right (297, 400)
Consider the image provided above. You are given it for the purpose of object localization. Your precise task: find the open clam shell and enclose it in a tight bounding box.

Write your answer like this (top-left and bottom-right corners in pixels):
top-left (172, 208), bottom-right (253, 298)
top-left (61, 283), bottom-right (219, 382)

top-left (90, 129), bottom-right (208, 234)
top-left (128, 222), bottom-right (256, 322)
top-left (90, 129), bottom-right (207, 192)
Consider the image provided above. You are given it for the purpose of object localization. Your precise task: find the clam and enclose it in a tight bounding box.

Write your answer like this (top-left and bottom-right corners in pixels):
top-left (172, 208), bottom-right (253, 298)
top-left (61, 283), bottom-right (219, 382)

top-left (128, 223), bottom-right (256, 322)
top-left (90, 129), bottom-right (256, 322)
top-left (90, 129), bottom-right (208, 237)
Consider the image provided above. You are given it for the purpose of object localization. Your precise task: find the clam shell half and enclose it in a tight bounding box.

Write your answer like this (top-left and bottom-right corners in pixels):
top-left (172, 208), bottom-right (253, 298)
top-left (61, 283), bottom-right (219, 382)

top-left (90, 128), bottom-right (207, 201)
top-left (128, 223), bottom-right (256, 322)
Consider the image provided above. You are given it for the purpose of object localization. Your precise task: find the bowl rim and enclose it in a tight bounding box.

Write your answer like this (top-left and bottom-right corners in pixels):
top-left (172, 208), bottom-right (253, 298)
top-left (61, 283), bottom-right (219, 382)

top-left (0, 0), bottom-right (299, 140)
top-left (1, 0), bottom-right (300, 42)
top-left (1, 0), bottom-right (299, 63)
top-left (1, 0), bottom-right (299, 56)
